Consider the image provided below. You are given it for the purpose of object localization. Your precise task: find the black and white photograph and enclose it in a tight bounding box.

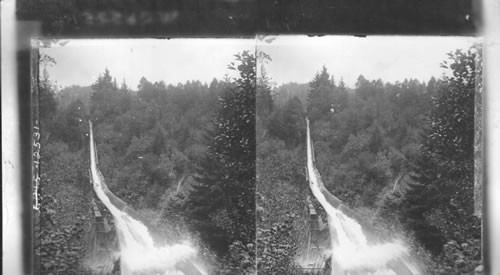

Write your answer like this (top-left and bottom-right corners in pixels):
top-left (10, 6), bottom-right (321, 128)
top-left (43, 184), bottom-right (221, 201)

top-left (255, 35), bottom-right (482, 274)
top-left (34, 38), bottom-right (256, 274)
top-left (4, 0), bottom-right (500, 274)
top-left (30, 35), bottom-right (487, 275)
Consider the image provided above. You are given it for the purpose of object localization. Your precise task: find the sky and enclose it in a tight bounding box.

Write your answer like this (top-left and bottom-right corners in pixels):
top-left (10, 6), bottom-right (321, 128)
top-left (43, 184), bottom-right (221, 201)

top-left (258, 35), bottom-right (479, 88)
top-left (40, 38), bottom-right (256, 89)
top-left (39, 36), bottom-right (479, 90)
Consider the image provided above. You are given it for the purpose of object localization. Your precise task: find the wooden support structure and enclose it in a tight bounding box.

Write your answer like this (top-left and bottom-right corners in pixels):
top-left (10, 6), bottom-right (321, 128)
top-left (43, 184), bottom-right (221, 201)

top-left (300, 196), bottom-right (329, 275)
top-left (85, 198), bottom-right (118, 274)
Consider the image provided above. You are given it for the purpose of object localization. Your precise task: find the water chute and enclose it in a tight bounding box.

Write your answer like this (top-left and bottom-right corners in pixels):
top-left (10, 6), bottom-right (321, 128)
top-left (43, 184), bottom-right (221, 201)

top-left (89, 121), bottom-right (207, 275)
top-left (305, 118), bottom-right (421, 275)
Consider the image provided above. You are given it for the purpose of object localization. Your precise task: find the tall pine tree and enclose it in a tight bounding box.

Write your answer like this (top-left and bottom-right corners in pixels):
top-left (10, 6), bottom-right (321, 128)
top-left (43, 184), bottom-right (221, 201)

top-left (307, 66), bottom-right (336, 122)
top-left (90, 68), bottom-right (120, 123)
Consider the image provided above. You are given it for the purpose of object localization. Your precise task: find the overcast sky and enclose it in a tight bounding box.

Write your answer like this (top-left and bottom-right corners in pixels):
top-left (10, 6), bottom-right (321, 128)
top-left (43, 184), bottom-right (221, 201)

top-left (258, 35), bottom-right (479, 88)
top-left (40, 38), bottom-right (255, 89)
top-left (40, 36), bottom-right (478, 90)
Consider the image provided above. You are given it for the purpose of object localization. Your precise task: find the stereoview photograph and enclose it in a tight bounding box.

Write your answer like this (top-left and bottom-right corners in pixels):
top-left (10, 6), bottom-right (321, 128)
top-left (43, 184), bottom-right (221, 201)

top-left (33, 35), bottom-right (483, 274)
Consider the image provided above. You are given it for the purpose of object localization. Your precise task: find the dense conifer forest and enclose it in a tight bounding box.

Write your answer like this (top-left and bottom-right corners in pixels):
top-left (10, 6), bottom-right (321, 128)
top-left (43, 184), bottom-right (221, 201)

top-left (256, 45), bottom-right (482, 274)
top-left (34, 43), bottom-right (482, 274)
top-left (35, 51), bottom-right (256, 273)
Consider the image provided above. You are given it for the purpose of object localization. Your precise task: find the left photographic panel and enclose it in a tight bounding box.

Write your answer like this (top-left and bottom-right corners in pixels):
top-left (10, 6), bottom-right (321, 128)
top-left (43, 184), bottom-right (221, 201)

top-left (33, 38), bottom-right (256, 274)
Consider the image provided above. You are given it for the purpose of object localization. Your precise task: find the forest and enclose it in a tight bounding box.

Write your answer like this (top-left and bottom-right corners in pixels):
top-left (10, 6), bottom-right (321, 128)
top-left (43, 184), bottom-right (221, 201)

top-left (256, 45), bottom-right (482, 274)
top-left (34, 43), bottom-right (482, 274)
top-left (35, 51), bottom-right (256, 274)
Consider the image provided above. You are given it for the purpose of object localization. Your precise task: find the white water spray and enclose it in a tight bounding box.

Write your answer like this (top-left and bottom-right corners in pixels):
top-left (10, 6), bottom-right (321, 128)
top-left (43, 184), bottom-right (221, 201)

top-left (305, 119), bottom-right (420, 274)
top-left (89, 121), bottom-right (207, 275)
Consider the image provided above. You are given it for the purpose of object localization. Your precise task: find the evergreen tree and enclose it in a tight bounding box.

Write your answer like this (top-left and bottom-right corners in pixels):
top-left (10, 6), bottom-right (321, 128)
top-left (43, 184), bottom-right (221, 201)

top-left (187, 149), bottom-right (231, 254)
top-left (307, 66), bottom-right (335, 121)
top-left (355, 74), bottom-right (372, 100)
top-left (335, 77), bottom-right (349, 112)
top-left (186, 51), bottom-right (256, 259)
top-left (268, 97), bottom-right (305, 147)
top-left (401, 156), bottom-right (446, 254)
top-left (53, 99), bottom-right (88, 151)
top-left (215, 50), bottom-right (256, 246)
top-left (90, 68), bottom-right (120, 123)
top-left (400, 45), bottom-right (482, 253)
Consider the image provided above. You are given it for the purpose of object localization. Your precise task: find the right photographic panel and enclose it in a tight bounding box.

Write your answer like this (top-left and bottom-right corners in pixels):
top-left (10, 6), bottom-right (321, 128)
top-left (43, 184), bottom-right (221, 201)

top-left (256, 35), bottom-right (482, 274)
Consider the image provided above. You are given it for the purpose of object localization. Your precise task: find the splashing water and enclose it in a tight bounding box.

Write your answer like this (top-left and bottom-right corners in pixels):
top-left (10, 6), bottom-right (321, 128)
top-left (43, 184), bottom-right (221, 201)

top-left (89, 121), bottom-right (207, 275)
top-left (305, 119), bottom-right (420, 274)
